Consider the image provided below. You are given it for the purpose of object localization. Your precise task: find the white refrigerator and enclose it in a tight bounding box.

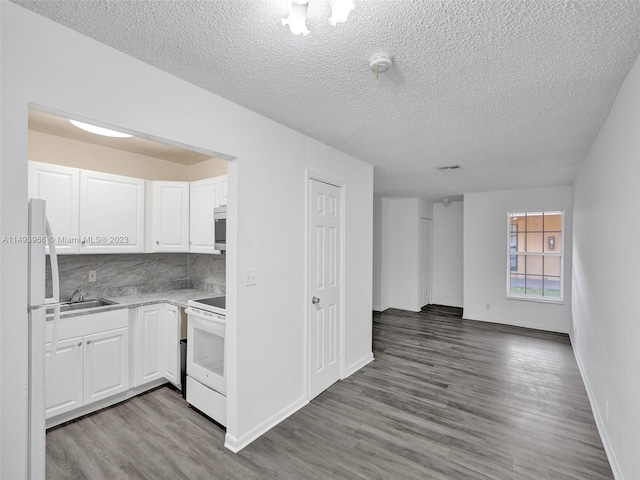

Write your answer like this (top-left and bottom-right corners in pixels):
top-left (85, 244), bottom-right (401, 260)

top-left (27, 199), bottom-right (61, 480)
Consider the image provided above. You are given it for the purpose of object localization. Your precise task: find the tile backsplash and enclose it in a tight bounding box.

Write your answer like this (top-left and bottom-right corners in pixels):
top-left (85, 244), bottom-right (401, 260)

top-left (46, 253), bottom-right (225, 300)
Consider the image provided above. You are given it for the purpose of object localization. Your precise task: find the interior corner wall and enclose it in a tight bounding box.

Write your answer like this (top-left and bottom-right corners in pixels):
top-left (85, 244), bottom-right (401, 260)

top-left (372, 196), bottom-right (383, 311)
top-left (463, 186), bottom-right (573, 333)
top-left (373, 198), bottom-right (423, 312)
top-left (571, 51), bottom-right (640, 480)
top-left (0, 3), bottom-right (373, 477)
top-left (432, 201), bottom-right (464, 308)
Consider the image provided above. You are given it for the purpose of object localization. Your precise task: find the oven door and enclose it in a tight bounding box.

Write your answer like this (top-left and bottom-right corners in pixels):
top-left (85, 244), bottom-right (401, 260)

top-left (186, 309), bottom-right (226, 395)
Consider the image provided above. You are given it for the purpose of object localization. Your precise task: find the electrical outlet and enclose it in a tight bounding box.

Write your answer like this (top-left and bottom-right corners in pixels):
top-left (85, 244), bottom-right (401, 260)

top-left (245, 269), bottom-right (257, 287)
top-left (88, 270), bottom-right (97, 283)
top-left (605, 400), bottom-right (609, 423)
top-left (486, 303), bottom-right (491, 310)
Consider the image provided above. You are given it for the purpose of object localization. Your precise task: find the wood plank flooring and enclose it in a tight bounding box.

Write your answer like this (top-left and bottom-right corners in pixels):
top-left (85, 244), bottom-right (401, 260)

top-left (46, 306), bottom-right (612, 479)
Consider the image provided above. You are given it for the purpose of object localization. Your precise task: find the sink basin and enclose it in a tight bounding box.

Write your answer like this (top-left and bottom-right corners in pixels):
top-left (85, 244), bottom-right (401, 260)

top-left (60, 298), bottom-right (117, 312)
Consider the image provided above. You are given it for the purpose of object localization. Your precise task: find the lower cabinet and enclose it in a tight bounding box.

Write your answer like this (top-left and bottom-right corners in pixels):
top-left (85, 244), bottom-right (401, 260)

top-left (45, 304), bottom-right (181, 423)
top-left (45, 310), bottom-right (129, 419)
top-left (163, 304), bottom-right (180, 386)
top-left (134, 303), bottom-right (180, 388)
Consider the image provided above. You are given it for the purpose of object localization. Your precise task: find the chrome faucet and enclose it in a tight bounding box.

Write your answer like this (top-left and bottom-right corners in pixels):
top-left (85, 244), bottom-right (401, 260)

top-left (67, 287), bottom-right (83, 302)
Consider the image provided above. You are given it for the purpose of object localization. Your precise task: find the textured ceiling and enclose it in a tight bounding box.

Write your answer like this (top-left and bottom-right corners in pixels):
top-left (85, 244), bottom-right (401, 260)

top-left (12, 0), bottom-right (640, 200)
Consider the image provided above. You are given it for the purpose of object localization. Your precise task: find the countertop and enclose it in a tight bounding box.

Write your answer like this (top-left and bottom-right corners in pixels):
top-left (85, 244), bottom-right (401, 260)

top-left (55, 288), bottom-right (222, 319)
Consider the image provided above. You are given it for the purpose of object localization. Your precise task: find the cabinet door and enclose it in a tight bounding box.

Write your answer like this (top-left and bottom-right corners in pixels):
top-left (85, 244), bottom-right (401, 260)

top-left (152, 182), bottom-right (189, 252)
top-left (189, 178), bottom-right (218, 253)
top-left (79, 170), bottom-right (145, 253)
top-left (28, 161), bottom-right (80, 254)
top-left (83, 327), bottom-right (129, 405)
top-left (134, 305), bottom-right (164, 386)
top-left (218, 175), bottom-right (228, 207)
top-left (163, 304), bottom-right (180, 386)
top-left (45, 337), bottom-right (84, 419)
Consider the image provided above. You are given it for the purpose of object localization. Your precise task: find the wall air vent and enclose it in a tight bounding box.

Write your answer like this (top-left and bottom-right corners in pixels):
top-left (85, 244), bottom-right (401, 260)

top-left (437, 165), bottom-right (461, 171)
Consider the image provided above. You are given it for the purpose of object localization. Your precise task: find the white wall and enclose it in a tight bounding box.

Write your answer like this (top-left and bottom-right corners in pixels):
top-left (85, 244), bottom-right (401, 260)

top-left (372, 198), bottom-right (432, 312)
top-left (372, 196), bottom-right (383, 311)
top-left (0, 3), bottom-right (373, 477)
top-left (571, 51), bottom-right (640, 480)
top-left (432, 201), bottom-right (464, 308)
top-left (463, 186), bottom-right (573, 333)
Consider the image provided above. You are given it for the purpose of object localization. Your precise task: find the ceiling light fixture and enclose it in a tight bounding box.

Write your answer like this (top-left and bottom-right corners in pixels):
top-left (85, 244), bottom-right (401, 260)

top-left (69, 119), bottom-right (133, 138)
top-left (282, 0), bottom-right (356, 36)
top-left (328, 0), bottom-right (356, 26)
top-left (281, 1), bottom-right (310, 36)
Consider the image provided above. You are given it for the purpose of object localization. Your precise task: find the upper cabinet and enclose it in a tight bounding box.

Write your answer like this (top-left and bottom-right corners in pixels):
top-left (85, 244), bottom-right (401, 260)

top-left (145, 181), bottom-right (190, 253)
top-left (28, 161), bottom-right (80, 254)
top-left (79, 170), bottom-right (145, 254)
top-left (219, 175), bottom-right (228, 206)
top-left (189, 177), bottom-right (219, 254)
top-left (29, 160), bottom-right (227, 255)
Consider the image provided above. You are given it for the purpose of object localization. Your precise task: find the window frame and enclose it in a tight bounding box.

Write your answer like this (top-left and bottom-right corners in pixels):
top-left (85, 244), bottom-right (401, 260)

top-left (506, 210), bottom-right (564, 304)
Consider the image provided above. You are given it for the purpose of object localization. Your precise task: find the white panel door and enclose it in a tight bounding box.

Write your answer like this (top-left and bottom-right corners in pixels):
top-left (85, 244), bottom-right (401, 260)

top-left (135, 305), bottom-right (164, 386)
top-left (45, 337), bottom-right (84, 418)
top-left (83, 327), bottom-right (129, 405)
top-left (79, 170), bottom-right (145, 253)
top-left (189, 177), bottom-right (218, 253)
top-left (28, 161), bottom-right (80, 254)
top-left (308, 179), bottom-right (342, 400)
top-left (152, 181), bottom-right (189, 252)
top-left (420, 218), bottom-right (432, 307)
top-left (163, 304), bottom-right (180, 386)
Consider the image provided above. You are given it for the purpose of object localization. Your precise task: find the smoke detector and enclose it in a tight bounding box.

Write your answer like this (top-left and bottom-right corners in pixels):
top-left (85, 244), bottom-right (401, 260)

top-left (370, 53), bottom-right (393, 78)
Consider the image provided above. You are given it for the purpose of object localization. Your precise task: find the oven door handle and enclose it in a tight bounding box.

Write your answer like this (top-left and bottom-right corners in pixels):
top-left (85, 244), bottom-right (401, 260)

top-left (185, 307), bottom-right (225, 325)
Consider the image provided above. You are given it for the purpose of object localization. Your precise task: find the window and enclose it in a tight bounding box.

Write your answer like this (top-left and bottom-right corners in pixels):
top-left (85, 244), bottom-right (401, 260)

top-left (507, 211), bottom-right (563, 302)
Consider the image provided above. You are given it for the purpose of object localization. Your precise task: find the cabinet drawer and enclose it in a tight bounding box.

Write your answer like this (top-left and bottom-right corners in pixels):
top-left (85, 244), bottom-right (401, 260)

top-left (47, 308), bottom-right (129, 341)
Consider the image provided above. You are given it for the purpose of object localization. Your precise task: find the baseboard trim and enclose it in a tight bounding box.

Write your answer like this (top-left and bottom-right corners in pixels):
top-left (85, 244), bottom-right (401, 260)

top-left (46, 378), bottom-right (168, 429)
top-left (462, 314), bottom-right (569, 334)
top-left (224, 396), bottom-right (309, 453)
top-left (344, 352), bottom-right (374, 378)
top-left (373, 303), bottom-right (391, 312)
top-left (571, 337), bottom-right (624, 480)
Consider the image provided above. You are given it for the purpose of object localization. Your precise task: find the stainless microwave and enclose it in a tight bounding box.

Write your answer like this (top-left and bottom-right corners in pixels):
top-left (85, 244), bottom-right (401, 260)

top-left (214, 206), bottom-right (226, 251)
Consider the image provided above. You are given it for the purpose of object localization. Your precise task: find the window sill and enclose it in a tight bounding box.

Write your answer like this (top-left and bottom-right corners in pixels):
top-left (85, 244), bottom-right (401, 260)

top-left (506, 294), bottom-right (564, 305)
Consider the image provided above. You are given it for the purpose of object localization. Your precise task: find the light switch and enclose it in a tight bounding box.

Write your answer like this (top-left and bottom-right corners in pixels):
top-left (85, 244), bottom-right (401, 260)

top-left (88, 270), bottom-right (97, 283)
top-left (245, 269), bottom-right (257, 286)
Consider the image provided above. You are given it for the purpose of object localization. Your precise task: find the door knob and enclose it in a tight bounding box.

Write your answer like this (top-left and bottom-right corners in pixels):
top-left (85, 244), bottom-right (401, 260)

top-left (312, 296), bottom-right (320, 305)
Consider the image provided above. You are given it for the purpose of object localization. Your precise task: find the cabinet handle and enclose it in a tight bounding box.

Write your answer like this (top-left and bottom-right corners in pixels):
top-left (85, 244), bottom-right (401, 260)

top-left (77, 342), bottom-right (82, 347)
top-left (86, 340), bottom-right (91, 345)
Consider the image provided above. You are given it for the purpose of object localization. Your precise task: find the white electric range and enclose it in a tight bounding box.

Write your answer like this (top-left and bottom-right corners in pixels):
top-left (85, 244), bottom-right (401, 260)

top-left (185, 296), bottom-right (226, 427)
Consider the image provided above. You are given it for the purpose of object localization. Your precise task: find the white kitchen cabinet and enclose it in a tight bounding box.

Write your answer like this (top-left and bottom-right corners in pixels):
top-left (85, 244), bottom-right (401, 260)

top-left (189, 177), bottom-right (218, 254)
top-left (163, 304), bottom-right (180, 386)
top-left (45, 309), bottom-right (130, 419)
top-left (84, 327), bottom-right (130, 405)
top-left (134, 303), bottom-right (181, 388)
top-left (134, 304), bottom-right (164, 386)
top-left (218, 174), bottom-right (228, 206)
top-left (79, 170), bottom-right (145, 253)
top-left (45, 337), bottom-right (84, 418)
top-left (28, 161), bottom-right (80, 254)
top-left (145, 181), bottom-right (190, 253)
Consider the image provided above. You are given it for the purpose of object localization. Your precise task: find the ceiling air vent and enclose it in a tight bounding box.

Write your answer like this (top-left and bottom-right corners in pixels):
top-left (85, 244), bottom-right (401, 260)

top-left (437, 165), bottom-right (461, 171)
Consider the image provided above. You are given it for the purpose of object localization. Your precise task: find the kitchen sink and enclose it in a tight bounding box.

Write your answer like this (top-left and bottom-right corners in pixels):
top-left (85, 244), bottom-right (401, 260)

top-left (60, 298), bottom-right (117, 312)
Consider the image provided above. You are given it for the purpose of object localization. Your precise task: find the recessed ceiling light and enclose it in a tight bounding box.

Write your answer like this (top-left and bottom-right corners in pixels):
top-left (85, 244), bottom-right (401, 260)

top-left (69, 119), bottom-right (133, 138)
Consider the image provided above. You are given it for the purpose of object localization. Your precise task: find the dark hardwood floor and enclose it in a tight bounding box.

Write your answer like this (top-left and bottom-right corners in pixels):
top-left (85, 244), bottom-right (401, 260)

top-left (46, 306), bottom-right (612, 479)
